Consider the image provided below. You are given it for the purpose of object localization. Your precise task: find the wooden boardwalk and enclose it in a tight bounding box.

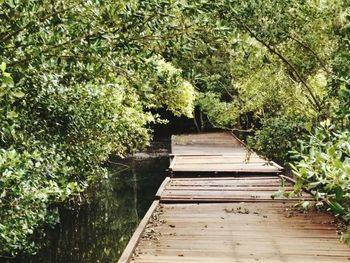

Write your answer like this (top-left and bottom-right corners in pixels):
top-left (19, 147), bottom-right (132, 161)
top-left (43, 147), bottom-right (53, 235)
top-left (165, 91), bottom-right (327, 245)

top-left (158, 176), bottom-right (312, 203)
top-left (170, 132), bottom-right (282, 174)
top-left (119, 132), bottom-right (350, 263)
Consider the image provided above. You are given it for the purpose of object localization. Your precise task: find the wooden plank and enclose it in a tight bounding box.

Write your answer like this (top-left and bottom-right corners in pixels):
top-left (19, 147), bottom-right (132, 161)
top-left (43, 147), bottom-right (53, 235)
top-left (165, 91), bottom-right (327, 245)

top-left (172, 162), bottom-right (279, 167)
top-left (161, 190), bottom-right (297, 197)
top-left (168, 179), bottom-right (288, 186)
top-left (160, 199), bottom-right (311, 203)
top-left (171, 148), bottom-right (246, 156)
top-left (136, 245), bottom-right (350, 254)
top-left (170, 132), bottom-right (282, 174)
top-left (160, 197), bottom-right (313, 203)
top-left (168, 157), bottom-right (176, 170)
top-left (173, 160), bottom-right (266, 165)
top-left (158, 176), bottom-right (312, 202)
top-left (131, 203), bottom-right (350, 263)
top-left (169, 177), bottom-right (288, 182)
top-left (155, 177), bottom-right (171, 199)
top-left (270, 160), bottom-right (284, 170)
top-left (118, 200), bottom-right (159, 263)
top-left (169, 181), bottom-right (286, 187)
top-left (168, 153), bottom-right (259, 157)
top-left (172, 166), bottom-right (280, 172)
top-left (172, 165), bottom-right (279, 170)
top-left (169, 155), bottom-right (261, 160)
top-left (171, 132), bottom-right (245, 156)
top-left (172, 168), bottom-right (280, 173)
top-left (165, 186), bottom-right (295, 191)
top-left (173, 161), bottom-right (274, 166)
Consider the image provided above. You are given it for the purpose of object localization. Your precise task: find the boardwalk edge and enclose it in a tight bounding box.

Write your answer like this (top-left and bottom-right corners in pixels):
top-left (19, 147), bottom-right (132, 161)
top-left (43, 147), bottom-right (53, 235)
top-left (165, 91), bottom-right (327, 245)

top-left (155, 177), bottom-right (170, 199)
top-left (117, 200), bottom-right (159, 263)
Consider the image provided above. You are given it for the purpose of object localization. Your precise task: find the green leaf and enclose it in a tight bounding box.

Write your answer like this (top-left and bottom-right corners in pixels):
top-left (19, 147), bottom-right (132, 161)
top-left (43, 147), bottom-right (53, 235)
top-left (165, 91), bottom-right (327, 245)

top-left (0, 62), bottom-right (6, 72)
top-left (328, 201), bottom-right (345, 215)
top-left (305, 122), bottom-right (312, 133)
top-left (301, 201), bottom-right (310, 210)
top-left (213, 26), bottom-right (231, 31)
top-left (7, 110), bottom-right (19, 119)
top-left (3, 76), bottom-right (14, 85)
top-left (308, 181), bottom-right (321, 189)
top-left (12, 91), bottom-right (25, 98)
top-left (334, 186), bottom-right (344, 201)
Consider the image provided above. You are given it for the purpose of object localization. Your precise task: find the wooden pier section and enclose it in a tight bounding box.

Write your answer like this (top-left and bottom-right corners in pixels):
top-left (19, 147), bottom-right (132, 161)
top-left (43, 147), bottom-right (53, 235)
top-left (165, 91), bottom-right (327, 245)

top-left (119, 132), bottom-right (350, 263)
top-left (170, 132), bottom-right (282, 174)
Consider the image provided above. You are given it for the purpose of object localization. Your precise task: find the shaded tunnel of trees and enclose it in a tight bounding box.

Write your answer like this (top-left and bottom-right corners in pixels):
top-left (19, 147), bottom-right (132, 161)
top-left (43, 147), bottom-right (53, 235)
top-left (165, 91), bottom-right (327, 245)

top-left (0, 0), bottom-right (349, 257)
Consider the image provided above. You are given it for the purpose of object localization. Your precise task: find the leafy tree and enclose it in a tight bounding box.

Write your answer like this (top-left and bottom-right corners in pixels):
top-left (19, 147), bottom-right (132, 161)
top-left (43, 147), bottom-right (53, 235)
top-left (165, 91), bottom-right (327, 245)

top-left (0, 0), bottom-right (196, 256)
top-left (291, 10), bottom-right (350, 244)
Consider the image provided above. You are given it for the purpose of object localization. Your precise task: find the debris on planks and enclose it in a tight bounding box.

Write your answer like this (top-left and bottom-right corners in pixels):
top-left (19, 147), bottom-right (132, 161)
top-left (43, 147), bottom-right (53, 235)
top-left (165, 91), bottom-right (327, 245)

top-left (119, 132), bottom-right (350, 263)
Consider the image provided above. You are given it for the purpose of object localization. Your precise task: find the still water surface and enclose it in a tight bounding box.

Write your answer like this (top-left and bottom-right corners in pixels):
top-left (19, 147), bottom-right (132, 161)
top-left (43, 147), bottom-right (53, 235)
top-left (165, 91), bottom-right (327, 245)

top-left (9, 157), bottom-right (168, 263)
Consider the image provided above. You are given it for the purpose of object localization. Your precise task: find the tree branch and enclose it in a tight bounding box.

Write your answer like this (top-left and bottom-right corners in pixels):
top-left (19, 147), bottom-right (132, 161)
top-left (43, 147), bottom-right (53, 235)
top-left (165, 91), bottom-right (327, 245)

top-left (287, 34), bottom-right (330, 73)
top-left (231, 14), bottom-right (322, 112)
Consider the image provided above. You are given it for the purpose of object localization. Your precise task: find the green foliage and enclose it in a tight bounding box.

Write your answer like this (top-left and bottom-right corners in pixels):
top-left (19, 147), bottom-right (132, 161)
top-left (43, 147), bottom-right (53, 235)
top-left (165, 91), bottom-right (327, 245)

top-left (0, 63), bottom-right (154, 255)
top-left (1, 0), bottom-right (350, 255)
top-left (197, 92), bottom-right (239, 127)
top-left (0, 0), bottom-right (197, 256)
top-left (290, 125), bottom-right (350, 242)
top-left (0, 148), bottom-right (77, 254)
top-left (290, 12), bottom-right (350, 244)
top-left (160, 0), bottom-right (344, 135)
top-left (148, 56), bottom-right (196, 118)
top-left (248, 115), bottom-right (306, 163)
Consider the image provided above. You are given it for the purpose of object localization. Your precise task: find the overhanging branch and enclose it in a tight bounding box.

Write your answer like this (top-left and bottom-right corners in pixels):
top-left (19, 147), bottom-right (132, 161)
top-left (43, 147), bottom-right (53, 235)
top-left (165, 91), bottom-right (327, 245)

top-left (230, 13), bottom-right (322, 112)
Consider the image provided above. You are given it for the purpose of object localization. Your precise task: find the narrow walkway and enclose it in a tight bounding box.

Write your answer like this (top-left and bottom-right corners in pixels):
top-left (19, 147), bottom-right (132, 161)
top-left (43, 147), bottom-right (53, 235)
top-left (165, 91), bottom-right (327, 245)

top-left (119, 132), bottom-right (350, 263)
top-left (170, 132), bottom-right (282, 173)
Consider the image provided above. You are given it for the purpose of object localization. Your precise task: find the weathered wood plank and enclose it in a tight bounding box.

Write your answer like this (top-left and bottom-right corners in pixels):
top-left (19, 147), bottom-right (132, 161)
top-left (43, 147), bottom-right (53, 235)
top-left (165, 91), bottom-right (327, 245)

top-left (171, 132), bottom-right (249, 156)
top-left (155, 177), bottom-right (170, 199)
top-left (160, 176), bottom-right (312, 202)
top-left (171, 178), bottom-right (280, 181)
top-left (130, 203), bottom-right (350, 263)
top-left (165, 186), bottom-right (295, 191)
top-left (170, 132), bottom-right (282, 173)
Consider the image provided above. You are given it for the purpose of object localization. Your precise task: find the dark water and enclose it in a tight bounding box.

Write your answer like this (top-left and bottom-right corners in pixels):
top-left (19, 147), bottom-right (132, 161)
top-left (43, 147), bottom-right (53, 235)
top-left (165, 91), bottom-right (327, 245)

top-left (7, 157), bottom-right (168, 263)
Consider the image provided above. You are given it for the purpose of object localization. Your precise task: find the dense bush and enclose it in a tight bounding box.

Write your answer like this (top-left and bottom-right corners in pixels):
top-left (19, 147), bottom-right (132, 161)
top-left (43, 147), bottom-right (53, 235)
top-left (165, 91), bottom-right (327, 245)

top-left (196, 92), bottom-right (239, 128)
top-left (290, 12), bottom-right (350, 244)
top-left (0, 64), bottom-right (153, 255)
top-left (247, 115), bottom-right (306, 164)
top-left (0, 1), bottom-right (196, 256)
top-left (290, 124), bottom-right (350, 244)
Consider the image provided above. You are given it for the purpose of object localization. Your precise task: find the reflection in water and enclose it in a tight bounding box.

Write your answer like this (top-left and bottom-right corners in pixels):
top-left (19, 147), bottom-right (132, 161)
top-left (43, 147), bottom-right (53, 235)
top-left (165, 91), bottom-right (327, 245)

top-left (7, 157), bottom-right (168, 263)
